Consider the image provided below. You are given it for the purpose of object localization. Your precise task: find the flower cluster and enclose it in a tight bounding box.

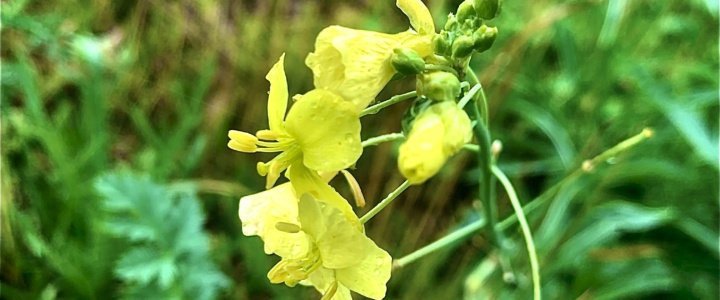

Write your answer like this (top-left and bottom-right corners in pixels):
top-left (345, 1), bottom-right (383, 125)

top-left (229, 0), bottom-right (443, 298)
top-left (230, 0), bottom-right (503, 298)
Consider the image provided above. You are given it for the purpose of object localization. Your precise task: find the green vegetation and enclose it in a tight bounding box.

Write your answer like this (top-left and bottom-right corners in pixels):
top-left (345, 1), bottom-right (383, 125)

top-left (2, 0), bottom-right (717, 299)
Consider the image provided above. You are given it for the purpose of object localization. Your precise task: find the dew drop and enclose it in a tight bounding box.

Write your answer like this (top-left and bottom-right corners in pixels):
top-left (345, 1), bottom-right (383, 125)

top-left (606, 157), bottom-right (617, 164)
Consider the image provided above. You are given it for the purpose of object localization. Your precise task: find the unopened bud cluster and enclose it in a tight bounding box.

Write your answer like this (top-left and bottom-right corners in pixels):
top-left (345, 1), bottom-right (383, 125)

top-left (433, 0), bottom-right (500, 59)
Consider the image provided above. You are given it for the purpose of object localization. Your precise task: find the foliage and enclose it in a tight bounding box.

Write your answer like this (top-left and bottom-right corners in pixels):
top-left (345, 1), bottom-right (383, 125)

top-left (95, 172), bottom-right (228, 299)
top-left (1, 0), bottom-right (718, 299)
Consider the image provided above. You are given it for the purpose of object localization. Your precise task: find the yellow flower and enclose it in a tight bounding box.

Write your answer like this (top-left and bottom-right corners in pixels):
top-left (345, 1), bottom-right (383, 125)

top-left (239, 189), bottom-right (392, 300)
top-left (305, 0), bottom-right (436, 111)
top-left (228, 54), bottom-right (362, 189)
top-left (398, 101), bottom-right (472, 184)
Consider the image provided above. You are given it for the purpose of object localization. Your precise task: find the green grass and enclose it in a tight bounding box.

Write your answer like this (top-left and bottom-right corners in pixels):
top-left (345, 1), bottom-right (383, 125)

top-left (2, 0), bottom-right (718, 299)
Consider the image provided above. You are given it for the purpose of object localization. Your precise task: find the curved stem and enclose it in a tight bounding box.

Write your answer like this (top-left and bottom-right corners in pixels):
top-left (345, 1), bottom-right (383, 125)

top-left (467, 98), bottom-right (504, 249)
top-left (493, 165), bottom-right (541, 300)
top-left (458, 84), bottom-right (482, 109)
top-left (361, 91), bottom-right (417, 117)
top-left (425, 64), bottom-right (459, 77)
top-left (360, 180), bottom-right (410, 224)
top-left (465, 67), bottom-right (489, 125)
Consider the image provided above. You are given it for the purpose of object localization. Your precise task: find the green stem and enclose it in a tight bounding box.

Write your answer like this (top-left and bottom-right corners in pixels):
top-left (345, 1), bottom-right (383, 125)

top-left (492, 165), bottom-right (541, 300)
top-left (394, 218), bottom-right (487, 269)
top-left (361, 133), bottom-right (405, 148)
top-left (360, 180), bottom-right (410, 224)
top-left (498, 128), bottom-right (655, 229)
top-left (394, 128), bottom-right (653, 268)
top-left (458, 84), bottom-right (482, 109)
top-left (425, 64), bottom-right (459, 77)
top-left (467, 97), bottom-right (504, 249)
top-left (360, 91), bottom-right (417, 117)
top-left (465, 67), bottom-right (489, 126)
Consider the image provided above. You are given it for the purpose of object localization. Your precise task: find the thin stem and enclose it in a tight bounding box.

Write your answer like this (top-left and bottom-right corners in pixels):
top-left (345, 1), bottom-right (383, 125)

top-left (361, 133), bottom-right (405, 148)
top-left (360, 91), bottom-right (417, 117)
top-left (497, 128), bottom-right (654, 229)
top-left (360, 180), bottom-right (410, 224)
top-left (465, 67), bottom-right (489, 125)
top-left (458, 84), bottom-right (482, 109)
top-left (394, 128), bottom-right (653, 269)
top-left (466, 99), bottom-right (504, 249)
top-left (393, 218), bottom-right (486, 269)
top-left (425, 64), bottom-right (459, 77)
top-left (492, 165), bottom-right (541, 300)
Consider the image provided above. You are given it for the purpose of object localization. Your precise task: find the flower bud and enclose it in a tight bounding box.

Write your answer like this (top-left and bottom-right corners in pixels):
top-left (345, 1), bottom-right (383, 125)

top-left (421, 71), bottom-right (461, 102)
top-left (392, 48), bottom-right (425, 76)
top-left (451, 34), bottom-right (475, 59)
top-left (472, 25), bottom-right (498, 53)
top-left (472, 0), bottom-right (501, 20)
top-left (432, 32), bottom-right (452, 56)
top-left (456, 1), bottom-right (476, 22)
top-left (398, 102), bottom-right (472, 184)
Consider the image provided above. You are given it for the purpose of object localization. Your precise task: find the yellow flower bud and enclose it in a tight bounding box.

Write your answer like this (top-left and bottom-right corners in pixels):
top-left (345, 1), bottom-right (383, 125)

top-left (421, 71), bottom-right (461, 102)
top-left (392, 48), bottom-right (426, 75)
top-left (398, 102), bottom-right (472, 184)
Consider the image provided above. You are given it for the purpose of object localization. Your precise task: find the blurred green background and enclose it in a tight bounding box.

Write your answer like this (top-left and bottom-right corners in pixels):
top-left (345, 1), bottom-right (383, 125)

top-left (2, 0), bottom-right (718, 299)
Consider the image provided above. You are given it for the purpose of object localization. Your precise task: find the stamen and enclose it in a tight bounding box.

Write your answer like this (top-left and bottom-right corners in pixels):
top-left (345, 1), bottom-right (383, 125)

top-left (321, 281), bottom-right (339, 300)
top-left (256, 129), bottom-right (279, 140)
top-left (340, 170), bottom-right (366, 208)
top-left (257, 162), bottom-right (270, 176)
top-left (275, 222), bottom-right (301, 233)
top-left (229, 130), bottom-right (258, 143)
top-left (228, 140), bottom-right (257, 153)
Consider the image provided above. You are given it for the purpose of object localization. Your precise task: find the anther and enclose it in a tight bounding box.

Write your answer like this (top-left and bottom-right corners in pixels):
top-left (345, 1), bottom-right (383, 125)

top-left (275, 222), bottom-right (301, 233)
top-left (257, 129), bottom-right (279, 140)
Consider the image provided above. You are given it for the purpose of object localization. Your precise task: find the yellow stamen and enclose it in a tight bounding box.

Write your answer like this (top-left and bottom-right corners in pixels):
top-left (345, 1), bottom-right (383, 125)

top-left (275, 222), bottom-right (301, 233)
top-left (321, 281), bottom-right (339, 300)
top-left (340, 170), bottom-right (366, 208)
top-left (257, 162), bottom-right (270, 176)
top-left (256, 129), bottom-right (279, 140)
top-left (228, 140), bottom-right (257, 153)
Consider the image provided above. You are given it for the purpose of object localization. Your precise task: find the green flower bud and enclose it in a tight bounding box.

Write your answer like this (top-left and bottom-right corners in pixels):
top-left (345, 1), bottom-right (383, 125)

top-left (432, 32), bottom-right (452, 56)
top-left (421, 71), bottom-right (461, 102)
top-left (472, 25), bottom-right (498, 53)
top-left (451, 35), bottom-right (475, 59)
top-left (472, 0), bottom-right (501, 20)
top-left (392, 48), bottom-right (425, 76)
top-left (456, 1), bottom-right (476, 22)
top-left (444, 14), bottom-right (459, 31)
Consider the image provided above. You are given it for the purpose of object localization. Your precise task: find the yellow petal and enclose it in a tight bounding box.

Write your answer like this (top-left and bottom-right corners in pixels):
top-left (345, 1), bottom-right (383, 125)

top-left (287, 163), bottom-right (361, 230)
top-left (238, 183), bottom-right (309, 258)
top-left (285, 89), bottom-right (362, 172)
top-left (303, 268), bottom-right (353, 300)
top-left (297, 193), bottom-right (327, 238)
top-left (306, 26), bottom-right (408, 110)
top-left (336, 240), bottom-right (392, 299)
top-left (314, 200), bottom-right (373, 269)
top-left (266, 53), bottom-right (289, 134)
top-left (396, 0), bottom-right (435, 35)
